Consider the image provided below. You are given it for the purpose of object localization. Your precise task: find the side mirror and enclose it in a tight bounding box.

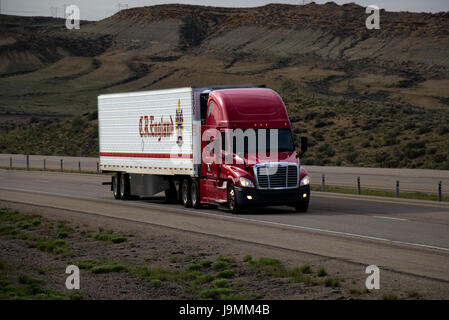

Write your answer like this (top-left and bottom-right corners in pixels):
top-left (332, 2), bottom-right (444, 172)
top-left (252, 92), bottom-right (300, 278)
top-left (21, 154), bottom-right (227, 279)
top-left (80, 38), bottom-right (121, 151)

top-left (300, 136), bottom-right (308, 154)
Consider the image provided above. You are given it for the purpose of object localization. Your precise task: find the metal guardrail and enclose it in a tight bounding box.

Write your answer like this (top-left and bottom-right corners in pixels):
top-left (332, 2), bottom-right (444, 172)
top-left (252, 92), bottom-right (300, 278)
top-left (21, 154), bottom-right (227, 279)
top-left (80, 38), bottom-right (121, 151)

top-left (318, 174), bottom-right (444, 201)
top-left (1, 154), bottom-right (447, 201)
top-left (5, 155), bottom-right (100, 174)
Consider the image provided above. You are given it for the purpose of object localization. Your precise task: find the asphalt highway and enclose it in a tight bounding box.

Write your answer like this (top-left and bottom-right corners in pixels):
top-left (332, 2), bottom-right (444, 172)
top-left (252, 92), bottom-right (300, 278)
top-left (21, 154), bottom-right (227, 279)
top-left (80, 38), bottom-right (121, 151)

top-left (0, 169), bottom-right (448, 282)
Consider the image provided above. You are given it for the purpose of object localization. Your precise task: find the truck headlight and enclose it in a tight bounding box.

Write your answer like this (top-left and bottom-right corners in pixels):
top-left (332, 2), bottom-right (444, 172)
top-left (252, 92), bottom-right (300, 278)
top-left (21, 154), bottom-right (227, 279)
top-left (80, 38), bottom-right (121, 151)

top-left (300, 175), bottom-right (310, 186)
top-left (239, 177), bottom-right (255, 188)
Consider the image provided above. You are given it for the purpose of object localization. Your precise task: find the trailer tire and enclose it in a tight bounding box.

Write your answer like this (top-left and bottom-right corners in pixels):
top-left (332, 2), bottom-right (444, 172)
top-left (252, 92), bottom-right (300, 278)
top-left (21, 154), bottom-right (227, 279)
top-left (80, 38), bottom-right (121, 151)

top-left (120, 173), bottom-right (130, 200)
top-left (191, 180), bottom-right (201, 209)
top-left (112, 173), bottom-right (121, 200)
top-left (181, 178), bottom-right (192, 208)
top-left (227, 183), bottom-right (240, 214)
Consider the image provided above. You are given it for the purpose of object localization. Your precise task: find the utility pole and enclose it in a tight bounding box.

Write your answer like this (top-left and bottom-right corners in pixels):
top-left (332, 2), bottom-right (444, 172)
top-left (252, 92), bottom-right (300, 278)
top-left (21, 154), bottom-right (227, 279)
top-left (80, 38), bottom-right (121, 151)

top-left (63, 4), bottom-right (69, 18)
top-left (51, 6), bottom-right (58, 18)
top-left (118, 3), bottom-right (129, 12)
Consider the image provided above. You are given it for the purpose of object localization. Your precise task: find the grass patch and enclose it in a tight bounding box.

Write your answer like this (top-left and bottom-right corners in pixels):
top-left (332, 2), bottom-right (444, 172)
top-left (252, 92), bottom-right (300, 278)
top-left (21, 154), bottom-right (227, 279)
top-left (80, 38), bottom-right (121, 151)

top-left (35, 239), bottom-right (67, 255)
top-left (94, 229), bottom-right (127, 244)
top-left (56, 230), bottom-right (68, 239)
top-left (77, 259), bottom-right (102, 270)
top-left (150, 279), bottom-right (162, 287)
top-left (213, 279), bottom-right (228, 288)
top-left (408, 291), bottom-right (421, 299)
top-left (132, 266), bottom-right (176, 282)
top-left (216, 269), bottom-right (234, 279)
top-left (317, 268), bottom-right (328, 277)
top-left (187, 263), bottom-right (202, 271)
top-left (211, 261), bottom-right (228, 270)
top-left (200, 260), bottom-right (213, 268)
top-left (297, 264), bottom-right (312, 274)
top-left (91, 264), bottom-right (126, 274)
top-left (0, 268), bottom-right (82, 300)
top-left (382, 293), bottom-right (398, 300)
top-left (198, 288), bottom-right (233, 300)
top-left (194, 274), bottom-right (215, 284)
top-left (324, 278), bottom-right (341, 288)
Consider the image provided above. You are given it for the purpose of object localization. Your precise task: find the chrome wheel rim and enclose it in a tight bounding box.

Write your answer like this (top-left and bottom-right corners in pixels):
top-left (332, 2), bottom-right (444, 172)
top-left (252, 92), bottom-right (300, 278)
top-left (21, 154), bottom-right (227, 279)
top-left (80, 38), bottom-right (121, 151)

top-left (191, 184), bottom-right (197, 205)
top-left (113, 177), bottom-right (118, 196)
top-left (229, 188), bottom-right (235, 210)
top-left (120, 175), bottom-right (125, 197)
top-left (182, 182), bottom-right (188, 204)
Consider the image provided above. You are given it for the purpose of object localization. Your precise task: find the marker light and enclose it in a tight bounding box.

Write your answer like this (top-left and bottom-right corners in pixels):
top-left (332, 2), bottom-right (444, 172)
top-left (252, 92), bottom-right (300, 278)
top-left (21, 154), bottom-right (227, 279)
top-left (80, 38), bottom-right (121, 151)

top-left (302, 193), bottom-right (307, 198)
top-left (247, 195), bottom-right (253, 200)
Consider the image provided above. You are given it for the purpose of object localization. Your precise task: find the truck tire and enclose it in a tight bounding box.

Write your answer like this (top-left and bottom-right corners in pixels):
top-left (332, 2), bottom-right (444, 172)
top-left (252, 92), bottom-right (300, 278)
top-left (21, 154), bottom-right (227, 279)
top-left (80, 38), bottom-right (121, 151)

top-left (120, 173), bottom-right (130, 200)
top-left (295, 201), bottom-right (309, 213)
top-left (112, 173), bottom-right (121, 200)
top-left (227, 183), bottom-right (240, 214)
top-left (191, 179), bottom-right (201, 209)
top-left (181, 178), bottom-right (192, 208)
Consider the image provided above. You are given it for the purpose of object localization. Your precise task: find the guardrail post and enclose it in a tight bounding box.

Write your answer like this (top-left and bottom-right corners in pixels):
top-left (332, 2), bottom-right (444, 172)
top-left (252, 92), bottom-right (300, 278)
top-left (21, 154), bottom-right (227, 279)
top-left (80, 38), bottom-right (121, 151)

top-left (97, 161), bottom-right (100, 174)
top-left (26, 155), bottom-right (29, 171)
top-left (60, 159), bottom-right (63, 172)
top-left (9, 157), bottom-right (12, 170)
top-left (357, 176), bottom-right (361, 195)
top-left (321, 174), bottom-right (325, 192)
top-left (396, 180), bottom-right (400, 198)
top-left (78, 160), bottom-right (81, 173)
top-left (43, 159), bottom-right (46, 171)
top-left (438, 181), bottom-right (442, 202)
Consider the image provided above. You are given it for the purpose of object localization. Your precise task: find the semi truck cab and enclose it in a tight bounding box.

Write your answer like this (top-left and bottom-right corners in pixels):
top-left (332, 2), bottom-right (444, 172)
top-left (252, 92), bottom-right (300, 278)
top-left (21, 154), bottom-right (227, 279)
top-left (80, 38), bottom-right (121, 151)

top-left (197, 88), bottom-right (310, 213)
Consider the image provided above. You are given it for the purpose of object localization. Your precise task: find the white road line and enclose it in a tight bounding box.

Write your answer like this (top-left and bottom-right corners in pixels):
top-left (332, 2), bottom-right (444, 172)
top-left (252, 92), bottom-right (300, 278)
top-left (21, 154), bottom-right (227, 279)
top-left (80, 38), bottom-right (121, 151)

top-left (1, 186), bottom-right (449, 252)
top-left (373, 216), bottom-right (409, 221)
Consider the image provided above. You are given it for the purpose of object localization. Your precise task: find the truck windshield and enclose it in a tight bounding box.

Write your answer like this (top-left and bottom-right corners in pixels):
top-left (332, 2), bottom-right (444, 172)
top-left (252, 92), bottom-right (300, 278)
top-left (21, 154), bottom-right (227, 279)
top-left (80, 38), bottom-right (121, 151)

top-left (222, 128), bottom-right (295, 154)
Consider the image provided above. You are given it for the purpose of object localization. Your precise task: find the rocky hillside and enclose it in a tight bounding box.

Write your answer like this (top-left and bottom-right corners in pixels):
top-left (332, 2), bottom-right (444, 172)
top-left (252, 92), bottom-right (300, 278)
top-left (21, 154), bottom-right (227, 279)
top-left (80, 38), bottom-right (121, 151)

top-left (0, 3), bottom-right (448, 168)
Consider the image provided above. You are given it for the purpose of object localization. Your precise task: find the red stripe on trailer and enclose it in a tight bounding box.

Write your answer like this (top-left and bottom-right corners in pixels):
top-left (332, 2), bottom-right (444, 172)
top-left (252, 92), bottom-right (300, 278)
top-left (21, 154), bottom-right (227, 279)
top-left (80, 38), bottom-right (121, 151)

top-left (100, 152), bottom-right (193, 159)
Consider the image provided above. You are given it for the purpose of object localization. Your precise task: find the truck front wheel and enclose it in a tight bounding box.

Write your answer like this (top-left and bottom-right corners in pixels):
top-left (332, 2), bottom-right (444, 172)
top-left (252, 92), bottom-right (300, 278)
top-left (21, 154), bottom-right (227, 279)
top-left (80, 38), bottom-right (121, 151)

top-left (181, 178), bottom-right (192, 208)
top-left (112, 173), bottom-right (121, 200)
top-left (227, 183), bottom-right (240, 214)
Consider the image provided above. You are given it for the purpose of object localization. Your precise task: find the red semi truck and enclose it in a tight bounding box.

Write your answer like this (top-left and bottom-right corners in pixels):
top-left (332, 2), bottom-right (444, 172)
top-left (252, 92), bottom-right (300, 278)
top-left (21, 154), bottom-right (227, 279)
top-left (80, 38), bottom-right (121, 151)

top-left (98, 86), bottom-right (310, 213)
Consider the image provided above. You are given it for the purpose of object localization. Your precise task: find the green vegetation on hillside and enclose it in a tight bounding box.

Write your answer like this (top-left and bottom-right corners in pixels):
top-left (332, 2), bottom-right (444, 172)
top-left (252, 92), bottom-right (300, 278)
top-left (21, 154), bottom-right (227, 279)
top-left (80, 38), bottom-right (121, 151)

top-left (286, 96), bottom-right (449, 170)
top-left (0, 112), bottom-right (98, 157)
top-left (1, 97), bottom-right (449, 170)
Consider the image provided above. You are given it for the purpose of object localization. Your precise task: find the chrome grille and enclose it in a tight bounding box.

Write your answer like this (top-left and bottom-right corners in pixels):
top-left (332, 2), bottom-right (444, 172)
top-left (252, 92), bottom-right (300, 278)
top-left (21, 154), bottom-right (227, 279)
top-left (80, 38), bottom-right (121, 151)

top-left (254, 163), bottom-right (299, 189)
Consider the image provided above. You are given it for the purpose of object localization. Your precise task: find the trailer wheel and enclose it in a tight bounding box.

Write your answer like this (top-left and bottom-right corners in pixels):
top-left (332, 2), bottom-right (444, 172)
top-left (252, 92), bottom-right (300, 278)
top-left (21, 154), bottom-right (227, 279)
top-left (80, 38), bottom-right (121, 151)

top-left (181, 178), bottom-right (192, 208)
top-left (294, 201), bottom-right (309, 213)
top-left (112, 173), bottom-right (121, 200)
top-left (120, 173), bottom-right (130, 200)
top-left (227, 183), bottom-right (240, 214)
top-left (191, 180), bottom-right (201, 209)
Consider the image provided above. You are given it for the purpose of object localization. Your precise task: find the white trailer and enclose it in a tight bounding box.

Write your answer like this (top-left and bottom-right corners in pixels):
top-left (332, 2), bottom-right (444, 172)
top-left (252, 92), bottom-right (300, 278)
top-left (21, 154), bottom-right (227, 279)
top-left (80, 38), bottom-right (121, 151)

top-left (98, 87), bottom-right (205, 199)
